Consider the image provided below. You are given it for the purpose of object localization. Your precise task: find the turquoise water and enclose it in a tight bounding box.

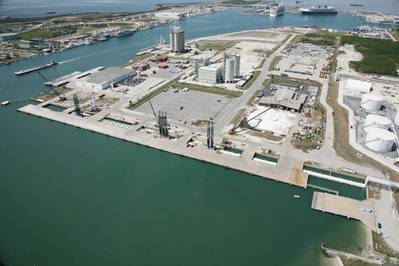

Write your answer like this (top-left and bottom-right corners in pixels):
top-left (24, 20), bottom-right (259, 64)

top-left (0, 9), bottom-right (377, 265)
top-left (1, 0), bottom-right (399, 17)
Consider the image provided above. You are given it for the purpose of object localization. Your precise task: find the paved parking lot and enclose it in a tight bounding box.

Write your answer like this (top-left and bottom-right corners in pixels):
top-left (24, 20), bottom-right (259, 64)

top-left (136, 89), bottom-right (231, 123)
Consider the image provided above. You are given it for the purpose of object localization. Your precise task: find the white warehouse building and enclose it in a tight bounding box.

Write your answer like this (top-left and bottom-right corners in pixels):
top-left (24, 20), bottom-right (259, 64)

top-left (75, 67), bottom-right (135, 90)
top-left (198, 66), bottom-right (221, 84)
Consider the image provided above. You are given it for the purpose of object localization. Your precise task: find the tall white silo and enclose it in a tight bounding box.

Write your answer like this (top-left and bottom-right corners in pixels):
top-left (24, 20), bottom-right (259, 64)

top-left (225, 58), bottom-right (235, 83)
top-left (234, 54), bottom-right (241, 78)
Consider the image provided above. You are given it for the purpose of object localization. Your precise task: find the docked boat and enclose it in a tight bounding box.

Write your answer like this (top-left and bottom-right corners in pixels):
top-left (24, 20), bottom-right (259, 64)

top-left (14, 60), bottom-right (58, 76)
top-left (98, 33), bottom-right (110, 41)
top-left (1, 101), bottom-right (10, 106)
top-left (116, 30), bottom-right (134, 38)
top-left (300, 5), bottom-right (338, 15)
top-left (270, 4), bottom-right (285, 16)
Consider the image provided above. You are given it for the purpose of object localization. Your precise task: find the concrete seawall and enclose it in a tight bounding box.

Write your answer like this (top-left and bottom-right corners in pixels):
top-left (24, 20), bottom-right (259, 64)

top-left (19, 104), bottom-right (309, 188)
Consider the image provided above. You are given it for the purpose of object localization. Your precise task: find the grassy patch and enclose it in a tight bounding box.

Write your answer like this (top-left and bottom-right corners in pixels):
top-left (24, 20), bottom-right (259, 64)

top-left (266, 74), bottom-right (322, 87)
top-left (174, 82), bottom-right (242, 97)
top-left (247, 89), bottom-right (261, 105)
top-left (75, 25), bottom-right (98, 34)
top-left (341, 36), bottom-right (399, 76)
top-left (243, 70), bottom-right (260, 90)
top-left (339, 257), bottom-right (375, 266)
top-left (269, 55), bottom-right (282, 70)
top-left (301, 32), bottom-right (340, 46)
top-left (19, 30), bottom-right (63, 40)
top-left (230, 108), bottom-right (246, 128)
top-left (222, 0), bottom-right (260, 4)
top-left (128, 78), bottom-right (178, 110)
top-left (392, 29), bottom-right (399, 41)
top-left (191, 119), bottom-right (208, 127)
top-left (197, 40), bottom-right (237, 53)
top-left (248, 129), bottom-right (284, 142)
top-left (372, 231), bottom-right (399, 259)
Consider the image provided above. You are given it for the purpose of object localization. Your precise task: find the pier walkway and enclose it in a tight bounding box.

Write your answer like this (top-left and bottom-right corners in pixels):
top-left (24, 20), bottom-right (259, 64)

top-left (311, 192), bottom-right (377, 230)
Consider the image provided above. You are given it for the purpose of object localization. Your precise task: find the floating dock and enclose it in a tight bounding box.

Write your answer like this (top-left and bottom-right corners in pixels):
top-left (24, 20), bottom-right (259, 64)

top-left (15, 61), bottom-right (58, 76)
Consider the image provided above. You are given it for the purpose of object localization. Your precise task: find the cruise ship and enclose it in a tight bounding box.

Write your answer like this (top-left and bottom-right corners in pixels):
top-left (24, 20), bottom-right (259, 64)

top-left (300, 5), bottom-right (338, 15)
top-left (270, 4), bottom-right (285, 16)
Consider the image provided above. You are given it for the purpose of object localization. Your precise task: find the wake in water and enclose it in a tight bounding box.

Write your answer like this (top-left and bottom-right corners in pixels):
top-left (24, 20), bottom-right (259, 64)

top-left (58, 43), bottom-right (138, 65)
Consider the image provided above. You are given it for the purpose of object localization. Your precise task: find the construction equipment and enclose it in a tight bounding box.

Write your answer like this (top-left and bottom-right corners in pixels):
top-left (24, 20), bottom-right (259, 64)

top-left (207, 120), bottom-right (214, 149)
top-left (149, 99), bottom-right (158, 119)
top-left (73, 93), bottom-right (82, 116)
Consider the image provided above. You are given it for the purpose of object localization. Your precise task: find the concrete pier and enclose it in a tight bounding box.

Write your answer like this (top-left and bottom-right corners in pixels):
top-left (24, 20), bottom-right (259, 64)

top-left (311, 192), bottom-right (377, 230)
top-left (19, 104), bottom-right (309, 188)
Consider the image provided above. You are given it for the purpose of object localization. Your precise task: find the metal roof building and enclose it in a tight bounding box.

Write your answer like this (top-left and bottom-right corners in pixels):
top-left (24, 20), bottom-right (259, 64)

top-left (75, 67), bottom-right (135, 90)
top-left (258, 88), bottom-right (307, 112)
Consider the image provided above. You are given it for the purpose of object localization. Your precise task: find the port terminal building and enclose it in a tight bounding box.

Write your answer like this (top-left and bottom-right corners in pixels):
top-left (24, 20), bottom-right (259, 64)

top-left (74, 67), bottom-right (135, 90)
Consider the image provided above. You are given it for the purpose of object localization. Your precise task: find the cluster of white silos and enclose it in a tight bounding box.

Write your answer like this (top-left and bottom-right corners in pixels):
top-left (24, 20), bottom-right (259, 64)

top-left (363, 114), bottom-right (395, 153)
top-left (360, 93), bottom-right (383, 111)
top-left (223, 53), bottom-right (240, 83)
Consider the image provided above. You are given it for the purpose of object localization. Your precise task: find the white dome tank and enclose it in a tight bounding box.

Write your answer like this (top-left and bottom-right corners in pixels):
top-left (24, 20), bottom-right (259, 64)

top-left (361, 94), bottom-right (383, 111)
top-left (363, 114), bottom-right (391, 131)
top-left (365, 128), bottom-right (396, 153)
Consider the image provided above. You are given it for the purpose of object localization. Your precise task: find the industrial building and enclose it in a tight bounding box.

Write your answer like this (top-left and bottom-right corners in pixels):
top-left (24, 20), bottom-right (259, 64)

top-left (75, 67), bottom-right (135, 90)
top-left (170, 26), bottom-right (185, 53)
top-left (258, 87), bottom-right (307, 112)
top-left (198, 66), bottom-right (222, 84)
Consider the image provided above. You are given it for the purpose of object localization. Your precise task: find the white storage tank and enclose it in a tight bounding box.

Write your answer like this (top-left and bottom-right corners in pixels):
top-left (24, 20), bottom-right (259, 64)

top-left (365, 128), bottom-right (396, 153)
top-left (360, 93), bottom-right (383, 111)
top-left (395, 110), bottom-right (399, 125)
top-left (234, 54), bottom-right (241, 78)
top-left (225, 58), bottom-right (235, 83)
top-left (363, 114), bottom-right (391, 131)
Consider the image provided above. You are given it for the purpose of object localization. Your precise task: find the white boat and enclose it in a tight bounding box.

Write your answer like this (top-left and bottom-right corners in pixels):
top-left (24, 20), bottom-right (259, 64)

top-left (293, 194), bottom-right (301, 198)
top-left (1, 101), bottom-right (10, 106)
top-left (270, 4), bottom-right (285, 16)
top-left (300, 5), bottom-right (338, 15)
